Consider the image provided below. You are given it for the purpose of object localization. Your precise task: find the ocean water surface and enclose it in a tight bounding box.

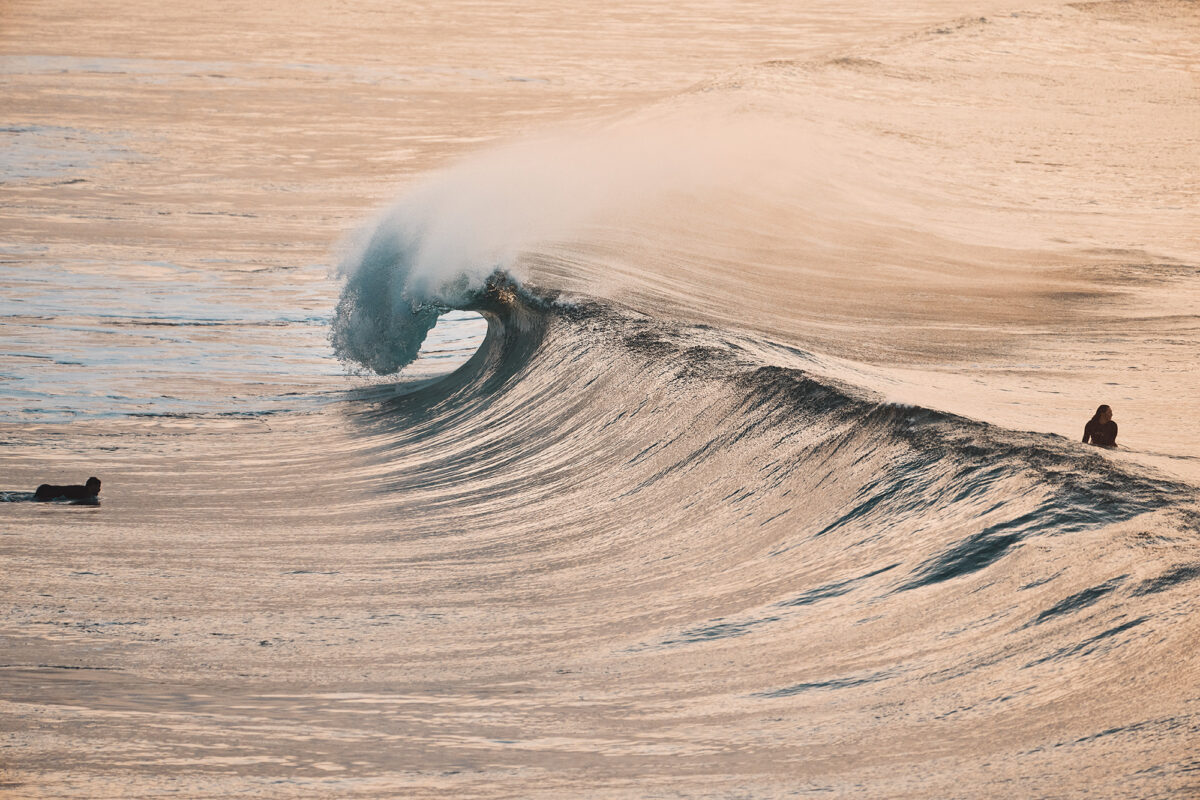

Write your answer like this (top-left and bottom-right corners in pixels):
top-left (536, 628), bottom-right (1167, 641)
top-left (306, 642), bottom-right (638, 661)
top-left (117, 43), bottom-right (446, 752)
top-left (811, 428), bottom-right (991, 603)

top-left (2, 0), bottom-right (1199, 797)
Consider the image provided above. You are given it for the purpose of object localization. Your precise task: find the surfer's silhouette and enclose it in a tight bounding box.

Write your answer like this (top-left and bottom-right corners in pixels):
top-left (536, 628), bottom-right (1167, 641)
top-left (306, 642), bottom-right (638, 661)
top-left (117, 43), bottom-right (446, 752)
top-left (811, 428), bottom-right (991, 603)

top-left (1082, 405), bottom-right (1117, 448)
top-left (34, 476), bottom-right (101, 502)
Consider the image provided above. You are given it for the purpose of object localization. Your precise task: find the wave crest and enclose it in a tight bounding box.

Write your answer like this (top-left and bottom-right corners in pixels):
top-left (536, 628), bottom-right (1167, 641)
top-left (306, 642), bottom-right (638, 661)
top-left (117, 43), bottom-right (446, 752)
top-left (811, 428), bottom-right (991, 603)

top-left (329, 111), bottom-right (827, 375)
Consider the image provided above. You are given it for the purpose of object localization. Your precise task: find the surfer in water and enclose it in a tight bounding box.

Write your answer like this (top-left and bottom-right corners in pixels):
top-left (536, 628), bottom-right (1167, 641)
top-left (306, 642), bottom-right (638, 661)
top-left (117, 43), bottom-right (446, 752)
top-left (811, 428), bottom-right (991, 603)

top-left (1082, 405), bottom-right (1117, 448)
top-left (34, 476), bottom-right (101, 502)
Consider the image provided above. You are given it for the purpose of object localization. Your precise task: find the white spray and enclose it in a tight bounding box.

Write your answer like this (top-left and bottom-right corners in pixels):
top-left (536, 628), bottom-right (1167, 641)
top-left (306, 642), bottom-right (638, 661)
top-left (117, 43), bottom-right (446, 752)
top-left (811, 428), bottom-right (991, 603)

top-left (330, 111), bottom-right (832, 375)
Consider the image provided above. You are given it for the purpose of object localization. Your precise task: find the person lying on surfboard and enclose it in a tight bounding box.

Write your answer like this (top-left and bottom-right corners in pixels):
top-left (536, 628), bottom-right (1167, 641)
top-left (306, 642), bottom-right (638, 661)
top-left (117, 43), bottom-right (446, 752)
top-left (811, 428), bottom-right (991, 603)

top-left (34, 476), bottom-right (101, 502)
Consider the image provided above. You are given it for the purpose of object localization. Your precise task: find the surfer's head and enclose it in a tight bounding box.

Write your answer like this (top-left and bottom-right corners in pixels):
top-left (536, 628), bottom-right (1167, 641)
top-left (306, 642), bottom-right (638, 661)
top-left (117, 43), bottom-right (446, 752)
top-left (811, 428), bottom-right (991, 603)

top-left (85, 477), bottom-right (101, 494)
top-left (1093, 404), bottom-right (1112, 423)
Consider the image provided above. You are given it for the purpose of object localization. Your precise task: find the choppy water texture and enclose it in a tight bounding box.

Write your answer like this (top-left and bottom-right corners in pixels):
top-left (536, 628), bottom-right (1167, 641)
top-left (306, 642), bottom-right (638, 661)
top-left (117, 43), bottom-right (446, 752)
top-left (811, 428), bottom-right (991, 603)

top-left (2, 1), bottom-right (1199, 797)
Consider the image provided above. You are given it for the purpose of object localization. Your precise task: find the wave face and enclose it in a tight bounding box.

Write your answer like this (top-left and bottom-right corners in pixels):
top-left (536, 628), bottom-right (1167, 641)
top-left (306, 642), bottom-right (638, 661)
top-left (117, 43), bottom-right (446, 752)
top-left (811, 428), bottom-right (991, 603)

top-left (354, 283), bottom-right (1192, 558)
top-left (327, 281), bottom-right (1200, 795)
